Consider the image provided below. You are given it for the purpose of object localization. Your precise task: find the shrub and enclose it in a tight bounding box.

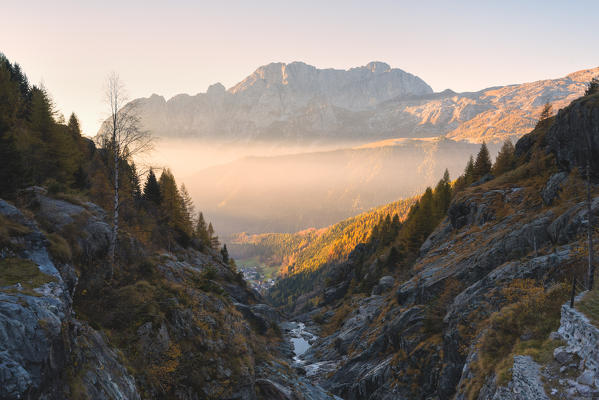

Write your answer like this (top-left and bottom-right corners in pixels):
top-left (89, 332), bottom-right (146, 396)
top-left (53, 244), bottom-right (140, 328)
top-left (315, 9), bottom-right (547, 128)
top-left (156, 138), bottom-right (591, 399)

top-left (578, 290), bottom-right (599, 326)
top-left (47, 232), bottom-right (72, 263)
top-left (465, 280), bottom-right (569, 399)
top-left (0, 215), bottom-right (30, 250)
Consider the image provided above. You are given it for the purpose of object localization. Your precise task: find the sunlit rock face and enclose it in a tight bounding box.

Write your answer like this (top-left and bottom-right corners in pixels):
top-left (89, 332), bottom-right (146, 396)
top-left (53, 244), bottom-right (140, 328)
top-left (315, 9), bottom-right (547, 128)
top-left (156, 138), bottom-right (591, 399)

top-left (122, 63), bottom-right (597, 144)
top-left (121, 61), bottom-right (433, 141)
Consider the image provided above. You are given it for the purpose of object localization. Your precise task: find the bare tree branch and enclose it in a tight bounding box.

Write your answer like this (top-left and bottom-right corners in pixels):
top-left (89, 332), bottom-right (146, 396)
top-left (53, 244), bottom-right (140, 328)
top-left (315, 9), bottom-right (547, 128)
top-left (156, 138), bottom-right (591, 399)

top-left (98, 72), bottom-right (153, 281)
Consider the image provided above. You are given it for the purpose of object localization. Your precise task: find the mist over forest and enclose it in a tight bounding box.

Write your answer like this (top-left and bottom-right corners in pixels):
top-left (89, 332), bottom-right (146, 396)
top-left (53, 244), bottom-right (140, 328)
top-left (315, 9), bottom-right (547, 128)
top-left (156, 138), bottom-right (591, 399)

top-left (140, 137), bottom-right (495, 237)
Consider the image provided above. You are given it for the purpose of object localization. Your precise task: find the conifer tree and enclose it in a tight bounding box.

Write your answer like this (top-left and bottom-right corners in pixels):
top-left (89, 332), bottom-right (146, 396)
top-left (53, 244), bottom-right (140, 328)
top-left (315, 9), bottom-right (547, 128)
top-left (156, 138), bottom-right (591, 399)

top-left (180, 183), bottom-right (195, 233)
top-left (0, 58), bottom-right (23, 132)
top-left (387, 246), bottom-right (400, 267)
top-left (129, 162), bottom-right (142, 201)
top-left (391, 214), bottom-right (401, 236)
top-left (159, 169), bottom-right (185, 230)
top-left (473, 142), bottom-right (492, 180)
top-left (492, 139), bottom-right (515, 176)
top-left (464, 156), bottom-right (475, 184)
top-left (208, 222), bottom-right (220, 249)
top-left (195, 212), bottom-right (210, 247)
top-left (433, 169), bottom-right (452, 217)
top-left (143, 169), bottom-right (161, 205)
top-left (73, 165), bottom-right (89, 190)
top-left (539, 102), bottom-right (552, 122)
top-left (221, 244), bottom-right (229, 264)
top-left (67, 113), bottom-right (81, 137)
top-left (0, 132), bottom-right (23, 196)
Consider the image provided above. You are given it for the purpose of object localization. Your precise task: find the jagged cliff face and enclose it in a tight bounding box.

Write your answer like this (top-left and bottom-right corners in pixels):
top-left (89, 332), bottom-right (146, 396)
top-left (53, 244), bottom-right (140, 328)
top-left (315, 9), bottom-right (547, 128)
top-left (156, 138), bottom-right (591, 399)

top-left (288, 93), bottom-right (599, 399)
top-left (126, 61), bottom-right (432, 142)
top-left (124, 63), bottom-right (596, 144)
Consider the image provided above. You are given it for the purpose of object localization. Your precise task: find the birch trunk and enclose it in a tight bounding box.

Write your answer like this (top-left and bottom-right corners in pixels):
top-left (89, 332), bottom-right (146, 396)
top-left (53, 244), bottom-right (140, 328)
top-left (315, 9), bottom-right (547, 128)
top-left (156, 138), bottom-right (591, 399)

top-left (587, 162), bottom-right (595, 290)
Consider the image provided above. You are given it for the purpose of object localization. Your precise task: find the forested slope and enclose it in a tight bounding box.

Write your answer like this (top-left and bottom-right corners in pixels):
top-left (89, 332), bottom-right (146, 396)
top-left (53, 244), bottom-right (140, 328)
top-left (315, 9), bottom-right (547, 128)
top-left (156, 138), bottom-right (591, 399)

top-left (287, 85), bottom-right (599, 399)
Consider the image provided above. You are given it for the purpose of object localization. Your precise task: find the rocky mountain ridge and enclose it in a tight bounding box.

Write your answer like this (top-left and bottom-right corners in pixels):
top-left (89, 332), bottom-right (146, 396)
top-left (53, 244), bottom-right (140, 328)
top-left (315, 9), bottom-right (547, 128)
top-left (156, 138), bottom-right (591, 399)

top-left (124, 63), bottom-right (597, 144)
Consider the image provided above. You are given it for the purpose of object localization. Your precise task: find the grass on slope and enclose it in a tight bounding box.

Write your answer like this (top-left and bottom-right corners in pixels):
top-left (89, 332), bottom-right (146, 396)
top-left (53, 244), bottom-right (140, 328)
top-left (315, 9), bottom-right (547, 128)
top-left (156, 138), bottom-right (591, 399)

top-left (578, 289), bottom-right (599, 327)
top-left (0, 257), bottom-right (57, 290)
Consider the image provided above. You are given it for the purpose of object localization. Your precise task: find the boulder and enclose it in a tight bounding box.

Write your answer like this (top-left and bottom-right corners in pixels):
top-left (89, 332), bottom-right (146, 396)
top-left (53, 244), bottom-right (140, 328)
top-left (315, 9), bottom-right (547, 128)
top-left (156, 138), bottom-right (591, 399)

top-left (255, 378), bottom-right (298, 400)
top-left (577, 369), bottom-right (595, 387)
top-left (234, 303), bottom-right (270, 334)
top-left (540, 172), bottom-right (568, 205)
top-left (371, 275), bottom-right (394, 295)
top-left (554, 347), bottom-right (575, 365)
top-left (491, 356), bottom-right (548, 400)
top-left (250, 303), bottom-right (281, 324)
top-left (323, 281), bottom-right (349, 304)
top-left (548, 196), bottom-right (599, 244)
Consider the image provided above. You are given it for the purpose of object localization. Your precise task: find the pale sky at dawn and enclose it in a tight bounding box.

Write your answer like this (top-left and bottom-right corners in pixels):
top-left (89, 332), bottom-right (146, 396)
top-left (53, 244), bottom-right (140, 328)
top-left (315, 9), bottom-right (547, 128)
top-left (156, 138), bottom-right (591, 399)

top-left (2, 0), bottom-right (598, 136)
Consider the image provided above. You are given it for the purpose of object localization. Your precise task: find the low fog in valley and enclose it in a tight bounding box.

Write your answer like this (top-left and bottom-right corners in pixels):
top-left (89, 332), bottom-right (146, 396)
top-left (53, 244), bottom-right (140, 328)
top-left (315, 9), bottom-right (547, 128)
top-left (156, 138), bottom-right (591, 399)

top-left (138, 137), bottom-right (495, 238)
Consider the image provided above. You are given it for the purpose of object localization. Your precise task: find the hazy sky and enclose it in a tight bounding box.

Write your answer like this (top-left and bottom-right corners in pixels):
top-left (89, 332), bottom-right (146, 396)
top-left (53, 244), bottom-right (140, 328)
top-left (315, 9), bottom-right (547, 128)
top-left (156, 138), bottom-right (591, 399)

top-left (3, 0), bottom-right (598, 135)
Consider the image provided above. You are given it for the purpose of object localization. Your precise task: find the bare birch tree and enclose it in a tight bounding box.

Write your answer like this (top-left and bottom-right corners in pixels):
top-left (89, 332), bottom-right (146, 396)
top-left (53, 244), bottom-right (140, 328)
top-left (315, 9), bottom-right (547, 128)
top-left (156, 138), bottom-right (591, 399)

top-left (98, 72), bottom-right (153, 280)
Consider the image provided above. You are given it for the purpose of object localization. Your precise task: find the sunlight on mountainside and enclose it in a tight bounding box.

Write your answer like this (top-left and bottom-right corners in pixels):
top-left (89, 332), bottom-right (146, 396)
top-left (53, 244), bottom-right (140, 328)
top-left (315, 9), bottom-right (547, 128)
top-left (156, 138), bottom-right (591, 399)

top-left (2, 2), bottom-right (599, 398)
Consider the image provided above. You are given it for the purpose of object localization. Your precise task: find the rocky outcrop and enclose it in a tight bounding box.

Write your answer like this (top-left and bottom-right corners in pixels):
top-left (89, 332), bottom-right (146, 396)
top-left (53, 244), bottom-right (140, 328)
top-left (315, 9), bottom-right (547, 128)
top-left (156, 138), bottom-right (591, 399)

top-left (546, 92), bottom-right (599, 176)
top-left (491, 356), bottom-right (549, 400)
top-left (540, 172), bottom-right (568, 205)
top-left (0, 198), bottom-right (140, 400)
top-left (371, 276), bottom-right (394, 295)
top-left (548, 196), bottom-right (599, 244)
top-left (66, 321), bottom-right (140, 400)
top-left (558, 302), bottom-right (599, 374)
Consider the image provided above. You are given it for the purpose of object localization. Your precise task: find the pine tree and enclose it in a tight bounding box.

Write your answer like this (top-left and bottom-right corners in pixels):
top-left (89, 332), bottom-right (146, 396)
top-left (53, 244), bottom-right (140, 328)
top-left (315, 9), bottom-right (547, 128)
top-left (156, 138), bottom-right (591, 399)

top-left (387, 245), bottom-right (400, 267)
top-left (195, 212), bottom-right (210, 247)
top-left (585, 77), bottom-right (599, 96)
top-left (492, 139), bottom-right (515, 176)
top-left (179, 183), bottom-right (194, 233)
top-left (73, 165), bottom-right (89, 190)
top-left (0, 132), bottom-right (23, 196)
top-left (473, 142), bottom-right (492, 180)
top-left (539, 102), bottom-right (552, 122)
top-left (464, 155), bottom-right (475, 184)
top-left (129, 162), bottom-right (142, 201)
top-left (68, 113), bottom-right (81, 137)
top-left (433, 169), bottom-right (452, 217)
top-left (221, 244), bottom-right (229, 264)
top-left (208, 222), bottom-right (220, 249)
top-left (0, 58), bottom-right (24, 132)
top-left (143, 169), bottom-right (161, 205)
top-left (391, 214), bottom-right (401, 236)
top-left (159, 169), bottom-right (185, 231)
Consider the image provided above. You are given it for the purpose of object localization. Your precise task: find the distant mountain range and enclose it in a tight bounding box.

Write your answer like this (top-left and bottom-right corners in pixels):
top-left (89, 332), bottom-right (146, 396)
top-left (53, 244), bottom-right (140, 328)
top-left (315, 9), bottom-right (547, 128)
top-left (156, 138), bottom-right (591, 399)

top-left (124, 62), bottom-right (597, 144)
top-left (120, 62), bottom-right (598, 236)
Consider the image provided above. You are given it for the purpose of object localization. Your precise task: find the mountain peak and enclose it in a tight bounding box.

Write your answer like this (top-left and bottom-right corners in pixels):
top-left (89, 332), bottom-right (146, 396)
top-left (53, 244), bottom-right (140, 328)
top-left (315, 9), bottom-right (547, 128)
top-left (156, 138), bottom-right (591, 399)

top-left (228, 60), bottom-right (431, 101)
top-left (207, 82), bottom-right (226, 94)
top-left (365, 61), bottom-right (391, 73)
